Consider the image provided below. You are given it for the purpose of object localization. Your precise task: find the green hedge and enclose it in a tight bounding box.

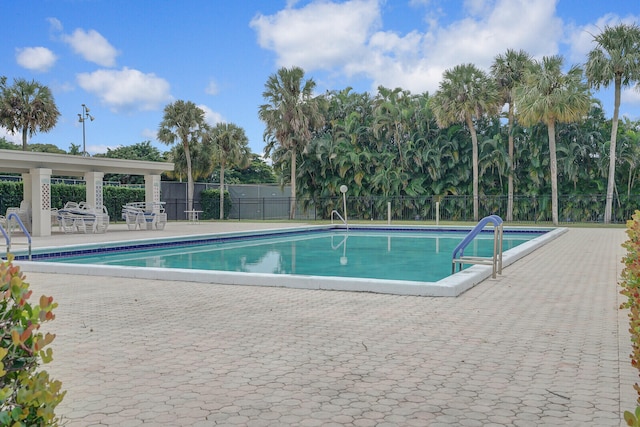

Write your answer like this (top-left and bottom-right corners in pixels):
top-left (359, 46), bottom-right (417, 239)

top-left (0, 181), bottom-right (144, 221)
top-left (201, 189), bottom-right (232, 220)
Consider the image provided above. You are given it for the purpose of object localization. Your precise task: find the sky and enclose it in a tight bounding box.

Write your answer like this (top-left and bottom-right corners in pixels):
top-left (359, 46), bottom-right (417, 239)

top-left (1, 0), bottom-right (639, 158)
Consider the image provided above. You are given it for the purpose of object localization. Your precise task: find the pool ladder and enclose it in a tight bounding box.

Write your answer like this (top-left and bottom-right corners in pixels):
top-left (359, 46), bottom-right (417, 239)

top-left (0, 213), bottom-right (32, 261)
top-left (331, 210), bottom-right (348, 230)
top-left (452, 215), bottom-right (503, 278)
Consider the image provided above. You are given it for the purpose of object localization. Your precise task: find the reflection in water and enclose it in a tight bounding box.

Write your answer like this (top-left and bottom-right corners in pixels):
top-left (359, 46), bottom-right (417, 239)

top-left (240, 250), bottom-right (283, 273)
top-left (331, 235), bottom-right (349, 265)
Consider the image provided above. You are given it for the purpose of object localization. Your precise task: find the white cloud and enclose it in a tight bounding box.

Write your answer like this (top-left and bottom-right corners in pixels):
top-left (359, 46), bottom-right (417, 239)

top-left (63, 28), bottom-right (119, 67)
top-left (622, 87), bottom-right (640, 105)
top-left (252, 0), bottom-right (564, 95)
top-left (141, 128), bottom-right (158, 140)
top-left (0, 127), bottom-right (21, 145)
top-left (566, 13), bottom-right (640, 63)
top-left (47, 17), bottom-right (63, 32)
top-left (15, 47), bottom-right (57, 72)
top-left (77, 67), bottom-right (172, 112)
top-left (251, 0), bottom-right (381, 70)
top-left (197, 104), bottom-right (225, 126)
top-left (86, 144), bottom-right (112, 155)
top-left (205, 79), bottom-right (219, 96)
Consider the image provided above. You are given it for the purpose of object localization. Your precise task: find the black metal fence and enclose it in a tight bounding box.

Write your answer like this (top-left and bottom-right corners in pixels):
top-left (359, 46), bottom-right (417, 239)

top-left (1, 175), bottom-right (637, 224)
top-left (222, 194), bottom-right (639, 224)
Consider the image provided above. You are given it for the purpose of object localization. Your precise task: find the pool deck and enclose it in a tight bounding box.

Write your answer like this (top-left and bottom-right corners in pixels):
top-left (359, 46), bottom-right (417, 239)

top-left (11, 222), bottom-right (634, 426)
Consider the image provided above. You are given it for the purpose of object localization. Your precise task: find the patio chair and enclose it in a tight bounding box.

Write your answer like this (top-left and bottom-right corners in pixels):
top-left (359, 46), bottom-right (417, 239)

top-left (123, 206), bottom-right (144, 230)
top-left (58, 213), bottom-right (77, 233)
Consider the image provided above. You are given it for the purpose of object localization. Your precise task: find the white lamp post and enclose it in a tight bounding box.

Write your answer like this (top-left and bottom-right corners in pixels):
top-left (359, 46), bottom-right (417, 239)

top-left (340, 185), bottom-right (348, 224)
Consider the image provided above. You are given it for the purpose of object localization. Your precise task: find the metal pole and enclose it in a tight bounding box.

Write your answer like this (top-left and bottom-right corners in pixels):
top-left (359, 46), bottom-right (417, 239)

top-left (82, 116), bottom-right (86, 155)
top-left (343, 192), bottom-right (347, 224)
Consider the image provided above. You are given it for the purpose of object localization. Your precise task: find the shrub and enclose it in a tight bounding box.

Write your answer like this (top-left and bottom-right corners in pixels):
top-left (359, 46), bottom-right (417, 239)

top-left (621, 210), bottom-right (640, 426)
top-left (0, 181), bottom-right (144, 221)
top-left (0, 256), bottom-right (65, 426)
top-left (201, 189), bottom-right (232, 220)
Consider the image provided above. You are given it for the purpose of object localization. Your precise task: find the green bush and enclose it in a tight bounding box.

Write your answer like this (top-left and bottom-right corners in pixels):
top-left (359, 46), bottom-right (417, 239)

top-left (50, 184), bottom-right (85, 209)
top-left (0, 182), bottom-right (23, 214)
top-left (102, 186), bottom-right (145, 221)
top-left (0, 181), bottom-right (145, 222)
top-left (621, 210), bottom-right (640, 425)
top-left (201, 189), bottom-right (232, 220)
top-left (0, 256), bottom-right (65, 426)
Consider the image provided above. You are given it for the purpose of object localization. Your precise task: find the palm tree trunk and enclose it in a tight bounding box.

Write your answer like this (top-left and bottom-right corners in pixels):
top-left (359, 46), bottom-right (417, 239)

top-left (507, 103), bottom-right (514, 222)
top-left (548, 121), bottom-right (559, 226)
top-left (604, 76), bottom-right (621, 224)
top-left (290, 146), bottom-right (297, 220)
top-left (219, 162), bottom-right (225, 220)
top-left (467, 116), bottom-right (479, 222)
top-left (22, 128), bottom-right (28, 151)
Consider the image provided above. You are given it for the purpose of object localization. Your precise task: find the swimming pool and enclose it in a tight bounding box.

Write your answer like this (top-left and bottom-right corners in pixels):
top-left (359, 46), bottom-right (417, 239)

top-left (14, 225), bottom-right (567, 296)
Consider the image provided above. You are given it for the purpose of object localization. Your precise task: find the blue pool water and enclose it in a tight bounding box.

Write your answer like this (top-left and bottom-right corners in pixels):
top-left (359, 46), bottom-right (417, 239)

top-left (42, 228), bottom-right (541, 283)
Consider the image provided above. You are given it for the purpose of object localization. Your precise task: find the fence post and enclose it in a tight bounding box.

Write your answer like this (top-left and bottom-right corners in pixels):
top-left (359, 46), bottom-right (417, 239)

top-left (387, 202), bottom-right (391, 224)
top-left (436, 201), bottom-right (440, 225)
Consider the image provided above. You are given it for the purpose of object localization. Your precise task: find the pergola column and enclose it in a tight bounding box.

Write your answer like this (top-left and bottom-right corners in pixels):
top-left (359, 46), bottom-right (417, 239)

top-left (21, 173), bottom-right (32, 204)
top-left (84, 171), bottom-right (105, 208)
top-left (144, 174), bottom-right (161, 211)
top-left (29, 168), bottom-right (52, 237)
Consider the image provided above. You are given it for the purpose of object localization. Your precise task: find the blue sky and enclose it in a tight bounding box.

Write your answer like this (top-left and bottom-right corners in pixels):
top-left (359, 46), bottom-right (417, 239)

top-left (1, 0), bottom-right (639, 157)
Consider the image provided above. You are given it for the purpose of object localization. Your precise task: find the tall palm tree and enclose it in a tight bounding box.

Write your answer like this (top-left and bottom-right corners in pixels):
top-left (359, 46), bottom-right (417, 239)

top-left (491, 49), bottom-right (533, 221)
top-left (585, 23), bottom-right (640, 223)
top-left (259, 66), bottom-right (325, 219)
top-left (514, 55), bottom-right (591, 225)
top-left (207, 122), bottom-right (251, 219)
top-left (158, 100), bottom-right (208, 212)
top-left (372, 86), bottom-right (412, 168)
top-left (0, 78), bottom-right (60, 150)
top-left (431, 63), bottom-right (500, 221)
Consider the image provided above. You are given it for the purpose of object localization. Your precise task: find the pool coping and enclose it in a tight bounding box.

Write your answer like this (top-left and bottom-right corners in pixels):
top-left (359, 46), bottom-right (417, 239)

top-left (13, 224), bottom-right (568, 297)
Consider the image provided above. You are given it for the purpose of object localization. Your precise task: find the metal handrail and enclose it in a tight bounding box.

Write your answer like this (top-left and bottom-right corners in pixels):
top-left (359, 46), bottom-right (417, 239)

top-left (452, 215), bottom-right (503, 278)
top-left (331, 210), bottom-right (348, 230)
top-left (2, 213), bottom-right (32, 260)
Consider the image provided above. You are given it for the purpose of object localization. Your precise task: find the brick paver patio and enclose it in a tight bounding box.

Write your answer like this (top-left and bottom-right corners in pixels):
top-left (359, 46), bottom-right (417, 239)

top-left (20, 225), bottom-right (633, 426)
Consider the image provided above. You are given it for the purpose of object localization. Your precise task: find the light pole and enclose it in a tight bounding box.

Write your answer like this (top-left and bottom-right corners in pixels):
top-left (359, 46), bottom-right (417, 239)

top-left (78, 104), bottom-right (94, 156)
top-left (340, 184), bottom-right (348, 224)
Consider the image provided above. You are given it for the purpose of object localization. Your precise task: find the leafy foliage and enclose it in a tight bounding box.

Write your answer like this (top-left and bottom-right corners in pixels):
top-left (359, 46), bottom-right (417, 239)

top-left (200, 189), bottom-right (232, 220)
top-left (621, 211), bottom-right (640, 424)
top-left (585, 23), bottom-right (640, 224)
top-left (0, 182), bottom-right (144, 221)
top-left (0, 78), bottom-right (60, 150)
top-left (94, 141), bottom-right (167, 184)
top-left (158, 100), bottom-right (208, 211)
top-left (259, 66), bottom-right (326, 219)
top-left (0, 256), bottom-right (65, 426)
top-left (212, 154), bottom-right (276, 184)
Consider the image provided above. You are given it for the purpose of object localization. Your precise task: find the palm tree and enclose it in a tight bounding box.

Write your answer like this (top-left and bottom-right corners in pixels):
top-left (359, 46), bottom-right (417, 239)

top-left (157, 100), bottom-right (208, 212)
top-left (0, 78), bottom-right (60, 150)
top-left (514, 56), bottom-right (591, 225)
top-left (431, 63), bottom-right (500, 221)
top-left (259, 66), bottom-right (325, 219)
top-left (372, 86), bottom-right (412, 168)
top-left (166, 142), bottom-right (215, 183)
top-left (491, 49), bottom-right (533, 221)
top-left (585, 23), bottom-right (640, 223)
top-left (207, 122), bottom-right (251, 219)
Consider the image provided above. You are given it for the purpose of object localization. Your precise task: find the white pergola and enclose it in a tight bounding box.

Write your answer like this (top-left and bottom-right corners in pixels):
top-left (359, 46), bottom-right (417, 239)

top-left (0, 149), bottom-right (174, 237)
